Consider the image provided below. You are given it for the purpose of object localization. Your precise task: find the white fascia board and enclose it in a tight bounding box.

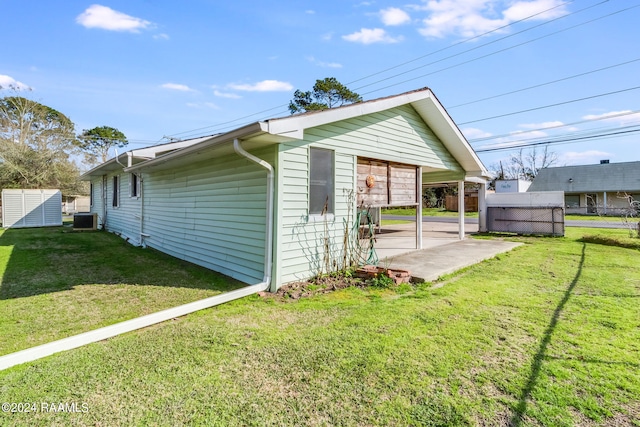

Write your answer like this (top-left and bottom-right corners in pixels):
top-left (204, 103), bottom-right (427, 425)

top-left (125, 122), bottom-right (265, 173)
top-left (265, 89), bottom-right (436, 137)
top-left (79, 155), bottom-right (127, 180)
top-left (411, 96), bottom-right (489, 178)
top-left (130, 138), bottom-right (209, 159)
top-left (265, 89), bottom-right (489, 179)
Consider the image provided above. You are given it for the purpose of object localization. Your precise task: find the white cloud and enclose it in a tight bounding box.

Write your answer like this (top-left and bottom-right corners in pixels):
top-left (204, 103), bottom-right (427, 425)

top-left (213, 90), bottom-right (241, 99)
top-left (510, 130), bottom-right (548, 139)
top-left (418, 0), bottom-right (568, 38)
top-left (462, 127), bottom-right (492, 139)
top-left (305, 10), bottom-right (316, 14)
top-left (519, 121), bottom-right (564, 129)
top-left (76, 5), bottom-right (153, 33)
top-left (380, 7), bottom-right (411, 26)
top-left (343, 28), bottom-right (403, 44)
top-left (306, 56), bottom-right (342, 68)
top-left (160, 83), bottom-right (194, 92)
top-left (560, 150), bottom-right (612, 165)
top-left (0, 75), bottom-right (31, 90)
top-left (153, 33), bottom-right (170, 40)
top-left (228, 80), bottom-right (293, 92)
top-left (503, 0), bottom-right (568, 21)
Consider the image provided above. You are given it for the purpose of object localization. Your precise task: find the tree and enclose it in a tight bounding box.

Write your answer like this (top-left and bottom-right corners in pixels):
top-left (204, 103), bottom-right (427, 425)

top-left (0, 89), bottom-right (86, 194)
top-left (288, 77), bottom-right (363, 114)
top-left (77, 125), bottom-right (128, 164)
top-left (490, 146), bottom-right (558, 181)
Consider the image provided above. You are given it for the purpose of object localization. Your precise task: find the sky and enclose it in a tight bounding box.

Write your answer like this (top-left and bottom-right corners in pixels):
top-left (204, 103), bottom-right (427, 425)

top-left (2, 0), bottom-right (640, 173)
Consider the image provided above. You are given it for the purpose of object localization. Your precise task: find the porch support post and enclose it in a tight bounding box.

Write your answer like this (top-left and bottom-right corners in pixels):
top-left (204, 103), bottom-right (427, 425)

top-left (603, 191), bottom-right (607, 215)
top-left (458, 181), bottom-right (465, 240)
top-left (416, 166), bottom-right (423, 249)
top-left (478, 181), bottom-right (487, 232)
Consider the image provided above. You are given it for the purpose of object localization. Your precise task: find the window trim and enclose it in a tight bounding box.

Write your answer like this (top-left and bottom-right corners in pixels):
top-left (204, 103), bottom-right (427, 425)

top-left (130, 173), bottom-right (140, 198)
top-left (308, 147), bottom-right (335, 217)
top-left (89, 182), bottom-right (94, 207)
top-left (112, 175), bottom-right (120, 208)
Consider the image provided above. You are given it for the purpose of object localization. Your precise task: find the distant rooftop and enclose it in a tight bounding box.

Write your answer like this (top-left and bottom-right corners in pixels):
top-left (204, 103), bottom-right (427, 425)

top-left (528, 161), bottom-right (640, 193)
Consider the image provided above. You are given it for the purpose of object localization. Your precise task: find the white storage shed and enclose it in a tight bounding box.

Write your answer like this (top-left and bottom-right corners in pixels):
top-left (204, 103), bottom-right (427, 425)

top-left (1, 189), bottom-right (63, 228)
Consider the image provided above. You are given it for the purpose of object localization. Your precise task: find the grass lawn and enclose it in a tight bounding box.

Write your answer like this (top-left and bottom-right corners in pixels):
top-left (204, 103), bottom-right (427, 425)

top-left (565, 214), bottom-right (631, 223)
top-left (0, 225), bottom-right (244, 356)
top-left (1, 228), bottom-right (639, 426)
top-left (383, 208), bottom-right (632, 224)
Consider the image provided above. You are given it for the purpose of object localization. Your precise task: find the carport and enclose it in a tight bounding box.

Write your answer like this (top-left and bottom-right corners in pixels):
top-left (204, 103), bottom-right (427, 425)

top-left (359, 171), bottom-right (489, 262)
top-left (373, 218), bottom-right (521, 283)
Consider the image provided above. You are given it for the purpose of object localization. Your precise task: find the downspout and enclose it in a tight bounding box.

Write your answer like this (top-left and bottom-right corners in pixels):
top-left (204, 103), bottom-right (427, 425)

top-left (0, 140), bottom-right (276, 371)
top-left (125, 152), bottom-right (148, 247)
top-left (233, 138), bottom-right (274, 292)
top-left (101, 175), bottom-right (107, 229)
top-left (139, 173), bottom-right (147, 247)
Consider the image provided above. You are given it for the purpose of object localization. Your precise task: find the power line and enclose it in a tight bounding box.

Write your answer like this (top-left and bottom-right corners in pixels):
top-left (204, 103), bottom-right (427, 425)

top-left (359, 4), bottom-right (640, 97)
top-left (353, 0), bottom-right (608, 92)
top-left (163, 2), bottom-right (639, 141)
top-left (165, 1), bottom-right (617, 139)
top-left (468, 109), bottom-right (640, 143)
top-left (476, 128), bottom-right (640, 153)
top-left (168, 104), bottom-right (287, 138)
top-left (346, 0), bottom-right (578, 86)
top-left (459, 86), bottom-right (640, 126)
top-left (450, 58), bottom-right (640, 110)
top-left (476, 123), bottom-right (640, 151)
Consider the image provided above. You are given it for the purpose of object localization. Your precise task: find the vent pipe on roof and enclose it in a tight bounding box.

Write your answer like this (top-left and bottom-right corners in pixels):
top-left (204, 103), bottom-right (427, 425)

top-left (600, 159), bottom-right (610, 164)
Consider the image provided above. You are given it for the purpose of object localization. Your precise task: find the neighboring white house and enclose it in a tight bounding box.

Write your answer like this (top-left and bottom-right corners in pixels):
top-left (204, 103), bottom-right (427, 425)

top-left (528, 160), bottom-right (640, 215)
top-left (81, 88), bottom-right (490, 291)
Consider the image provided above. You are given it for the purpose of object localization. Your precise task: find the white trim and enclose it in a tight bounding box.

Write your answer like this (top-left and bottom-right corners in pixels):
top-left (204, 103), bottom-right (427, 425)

top-left (0, 283), bottom-right (269, 371)
top-left (458, 181), bottom-right (465, 240)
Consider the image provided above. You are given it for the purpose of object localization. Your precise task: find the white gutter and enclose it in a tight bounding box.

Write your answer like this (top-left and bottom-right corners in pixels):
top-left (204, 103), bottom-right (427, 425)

top-left (233, 138), bottom-right (275, 291)
top-left (0, 284), bottom-right (268, 371)
top-left (0, 139), bottom-right (276, 372)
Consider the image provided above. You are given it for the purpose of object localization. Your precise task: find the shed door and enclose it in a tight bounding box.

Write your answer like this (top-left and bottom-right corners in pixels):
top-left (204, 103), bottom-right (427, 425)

top-left (356, 158), bottom-right (417, 207)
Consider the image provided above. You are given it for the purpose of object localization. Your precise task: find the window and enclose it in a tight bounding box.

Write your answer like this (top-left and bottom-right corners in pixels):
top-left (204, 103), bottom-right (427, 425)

top-left (90, 183), bottom-right (94, 207)
top-left (130, 173), bottom-right (140, 198)
top-left (309, 148), bottom-right (334, 215)
top-left (565, 194), bottom-right (579, 208)
top-left (112, 176), bottom-right (119, 207)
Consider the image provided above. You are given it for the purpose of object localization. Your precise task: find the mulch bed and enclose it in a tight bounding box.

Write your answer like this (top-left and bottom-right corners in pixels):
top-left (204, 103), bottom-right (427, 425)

top-left (259, 275), bottom-right (369, 302)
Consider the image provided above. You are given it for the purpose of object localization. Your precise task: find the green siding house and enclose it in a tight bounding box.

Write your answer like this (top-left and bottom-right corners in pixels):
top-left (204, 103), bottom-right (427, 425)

top-left (81, 88), bottom-right (489, 291)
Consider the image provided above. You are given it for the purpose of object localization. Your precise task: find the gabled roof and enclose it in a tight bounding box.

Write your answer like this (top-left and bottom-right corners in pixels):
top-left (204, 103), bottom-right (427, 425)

top-left (528, 161), bottom-right (640, 193)
top-left (83, 88), bottom-right (489, 179)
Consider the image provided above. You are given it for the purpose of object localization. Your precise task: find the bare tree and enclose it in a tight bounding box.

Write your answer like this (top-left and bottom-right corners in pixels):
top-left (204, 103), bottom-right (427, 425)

top-left (491, 146), bottom-right (558, 181)
top-left (619, 193), bottom-right (640, 238)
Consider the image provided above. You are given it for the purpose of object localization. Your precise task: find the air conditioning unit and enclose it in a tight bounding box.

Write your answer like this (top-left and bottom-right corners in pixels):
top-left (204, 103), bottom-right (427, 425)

top-left (73, 213), bottom-right (98, 230)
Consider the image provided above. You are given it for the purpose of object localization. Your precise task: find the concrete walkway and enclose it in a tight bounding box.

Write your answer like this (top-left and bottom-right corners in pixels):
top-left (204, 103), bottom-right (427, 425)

top-left (374, 222), bottom-right (522, 283)
top-left (384, 239), bottom-right (522, 282)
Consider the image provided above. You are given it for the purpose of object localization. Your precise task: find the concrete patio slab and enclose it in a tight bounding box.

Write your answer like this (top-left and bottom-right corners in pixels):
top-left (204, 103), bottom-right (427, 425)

top-left (383, 239), bottom-right (522, 283)
top-left (372, 222), bottom-right (521, 283)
